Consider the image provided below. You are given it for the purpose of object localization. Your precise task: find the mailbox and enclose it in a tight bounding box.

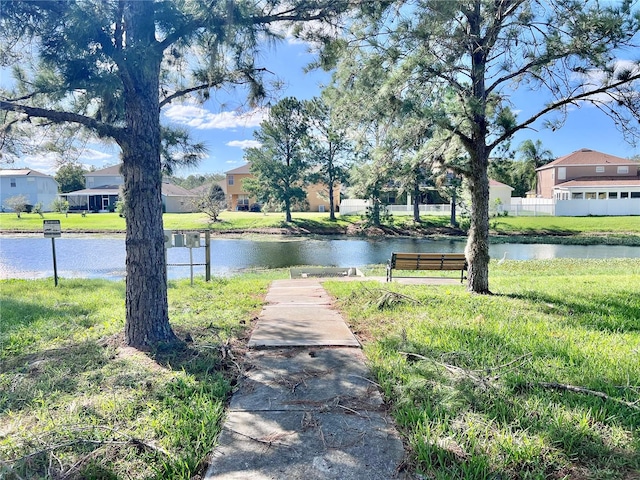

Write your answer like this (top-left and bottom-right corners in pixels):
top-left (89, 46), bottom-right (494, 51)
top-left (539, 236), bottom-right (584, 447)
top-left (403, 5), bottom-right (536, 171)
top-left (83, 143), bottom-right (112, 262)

top-left (173, 233), bottom-right (185, 248)
top-left (186, 232), bottom-right (201, 248)
top-left (164, 230), bottom-right (173, 248)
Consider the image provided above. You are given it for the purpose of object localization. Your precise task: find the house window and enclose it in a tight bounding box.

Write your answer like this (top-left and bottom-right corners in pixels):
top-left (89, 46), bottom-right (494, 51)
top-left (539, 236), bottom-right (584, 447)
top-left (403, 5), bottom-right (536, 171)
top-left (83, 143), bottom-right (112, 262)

top-left (557, 167), bottom-right (566, 180)
top-left (585, 192), bottom-right (596, 199)
top-left (228, 175), bottom-right (234, 186)
top-left (572, 192), bottom-right (583, 199)
top-left (621, 192), bottom-right (629, 199)
top-left (595, 166), bottom-right (605, 173)
top-left (632, 192), bottom-right (640, 199)
top-left (598, 192), bottom-right (606, 199)
top-left (617, 166), bottom-right (629, 174)
top-left (236, 194), bottom-right (249, 210)
top-left (609, 192), bottom-right (618, 199)
top-left (10, 178), bottom-right (16, 187)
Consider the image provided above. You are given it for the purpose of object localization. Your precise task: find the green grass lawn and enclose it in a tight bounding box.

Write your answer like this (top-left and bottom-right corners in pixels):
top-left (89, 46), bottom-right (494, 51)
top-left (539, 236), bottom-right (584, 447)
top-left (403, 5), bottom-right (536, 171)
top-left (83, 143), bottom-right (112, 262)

top-left (0, 272), bottom-right (284, 480)
top-left (2, 210), bottom-right (640, 239)
top-left (489, 215), bottom-right (640, 235)
top-left (325, 258), bottom-right (640, 479)
top-left (0, 211), bottom-right (357, 233)
top-left (2, 260), bottom-right (639, 479)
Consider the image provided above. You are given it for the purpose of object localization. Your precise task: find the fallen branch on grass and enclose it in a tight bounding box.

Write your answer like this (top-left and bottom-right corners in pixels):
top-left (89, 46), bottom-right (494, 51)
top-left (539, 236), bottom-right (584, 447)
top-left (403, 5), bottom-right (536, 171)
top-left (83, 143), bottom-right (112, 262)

top-left (536, 382), bottom-right (640, 411)
top-left (399, 352), bottom-right (533, 389)
top-left (399, 351), bottom-right (489, 388)
top-left (360, 285), bottom-right (424, 310)
top-left (14, 437), bottom-right (170, 465)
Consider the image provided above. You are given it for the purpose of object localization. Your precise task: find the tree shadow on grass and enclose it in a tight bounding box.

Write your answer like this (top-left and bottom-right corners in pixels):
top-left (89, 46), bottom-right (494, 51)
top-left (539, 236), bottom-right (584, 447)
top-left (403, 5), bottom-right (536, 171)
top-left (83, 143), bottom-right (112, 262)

top-left (376, 326), bottom-right (640, 478)
top-left (1, 333), bottom-right (234, 480)
top-left (500, 290), bottom-right (640, 333)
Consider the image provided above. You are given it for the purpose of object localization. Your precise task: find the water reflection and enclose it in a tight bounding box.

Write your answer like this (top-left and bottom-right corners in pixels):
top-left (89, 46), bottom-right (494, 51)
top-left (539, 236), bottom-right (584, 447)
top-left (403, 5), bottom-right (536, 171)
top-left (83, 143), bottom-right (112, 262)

top-left (1, 234), bottom-right (639, 280)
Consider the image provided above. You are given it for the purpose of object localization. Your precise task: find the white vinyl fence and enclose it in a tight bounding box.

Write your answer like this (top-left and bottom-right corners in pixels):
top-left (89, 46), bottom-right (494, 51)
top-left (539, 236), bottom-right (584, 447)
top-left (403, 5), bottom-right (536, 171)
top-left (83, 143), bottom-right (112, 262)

top-left (506, 198), bottom-right (555, 216)
top-left (340, 197), bottom-right (639, 217)
top-left (339, 199), bottom-right (452, 216)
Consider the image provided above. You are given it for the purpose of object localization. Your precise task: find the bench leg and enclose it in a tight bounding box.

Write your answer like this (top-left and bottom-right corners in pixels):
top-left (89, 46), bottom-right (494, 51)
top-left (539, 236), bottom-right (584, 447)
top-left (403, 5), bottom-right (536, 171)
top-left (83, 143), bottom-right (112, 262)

top-left (386, 266), bottom-right (392, 282)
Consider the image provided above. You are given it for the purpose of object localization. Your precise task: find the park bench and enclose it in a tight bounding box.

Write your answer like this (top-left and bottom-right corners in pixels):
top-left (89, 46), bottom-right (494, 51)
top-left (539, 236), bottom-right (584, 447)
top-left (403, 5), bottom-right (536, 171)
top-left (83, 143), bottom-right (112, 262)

top-left (386, 252), bottom-right (468, 282)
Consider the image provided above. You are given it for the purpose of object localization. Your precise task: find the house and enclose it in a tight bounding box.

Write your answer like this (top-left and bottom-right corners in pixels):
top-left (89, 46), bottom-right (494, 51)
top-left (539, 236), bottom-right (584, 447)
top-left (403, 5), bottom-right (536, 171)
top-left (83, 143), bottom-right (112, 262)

top-left (489, 179), bottom-right (515, 214)
top-left (341, 178), bottom-right (514, 216)
top-left (161, 182), bottom-right (197, 213)
top-left (536, 149), bottom-right (639, 198)
top-left (85, 164), bottom-right (123, 189)
top-left (62, 164), bottom-right (197, 213)
top-left (225, 164), bottom-right (255, 211)
top-left (0, 168), bottom-right (59, 212)
top-left (224, 163), bottom-right (340, 212)
top-left (535, 149), bottom-right (640, 216)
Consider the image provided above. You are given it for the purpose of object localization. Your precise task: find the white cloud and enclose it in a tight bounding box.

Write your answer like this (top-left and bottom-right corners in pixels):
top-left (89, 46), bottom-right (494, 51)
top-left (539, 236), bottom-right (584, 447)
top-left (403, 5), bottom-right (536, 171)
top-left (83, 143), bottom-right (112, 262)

top-left (19, 152), bottom-right (59, 175)
top-left (78, 148), bottom-right (114, 161)
top-left (573, 59), bottom-right (640, 105)
top-left (226, 140), bottom-right (262, 149)
top-left (164, 104), bottom-right (269, 130)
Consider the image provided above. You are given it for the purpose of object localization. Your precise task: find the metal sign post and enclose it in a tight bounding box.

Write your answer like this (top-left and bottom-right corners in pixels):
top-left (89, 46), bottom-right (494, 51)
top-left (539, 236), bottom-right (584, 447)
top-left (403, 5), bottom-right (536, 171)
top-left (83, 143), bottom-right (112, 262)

top-left (165, 231), bottom-right (206, 285)
top-left (43, 220), bottom-right (62, 286)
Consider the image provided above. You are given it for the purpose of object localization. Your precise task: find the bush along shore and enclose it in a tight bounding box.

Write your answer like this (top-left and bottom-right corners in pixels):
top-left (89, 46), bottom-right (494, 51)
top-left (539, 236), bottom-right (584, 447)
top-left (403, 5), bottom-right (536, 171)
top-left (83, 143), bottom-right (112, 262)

top-left (1, 211), bottom-right (640, 246)
top-left (1, 259), bottom-right (639, 479)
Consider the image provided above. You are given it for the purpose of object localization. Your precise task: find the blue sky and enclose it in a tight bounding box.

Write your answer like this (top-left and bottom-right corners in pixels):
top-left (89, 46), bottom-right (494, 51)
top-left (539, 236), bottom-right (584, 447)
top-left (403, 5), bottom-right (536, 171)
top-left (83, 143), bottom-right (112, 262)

top-left (11, 36), bottom-right (640, 176)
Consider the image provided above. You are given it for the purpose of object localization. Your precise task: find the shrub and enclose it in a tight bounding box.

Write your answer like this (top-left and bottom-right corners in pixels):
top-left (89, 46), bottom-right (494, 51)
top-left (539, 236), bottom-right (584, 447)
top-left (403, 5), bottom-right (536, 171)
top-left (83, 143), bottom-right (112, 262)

top-left (3, 194), bottom-right (30, 218)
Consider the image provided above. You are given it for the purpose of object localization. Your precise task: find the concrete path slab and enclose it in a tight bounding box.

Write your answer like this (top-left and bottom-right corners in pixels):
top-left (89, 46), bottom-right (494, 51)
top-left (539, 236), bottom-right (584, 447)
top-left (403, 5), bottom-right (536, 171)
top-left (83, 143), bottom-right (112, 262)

top-left (248, 280), bottom-right (360, 347)
top-left (205, 279), bottom-right (408, 479)
top-left (229, 348), bottom-right (383, 412)
top-left (207, 411), bottom-right (404, 480)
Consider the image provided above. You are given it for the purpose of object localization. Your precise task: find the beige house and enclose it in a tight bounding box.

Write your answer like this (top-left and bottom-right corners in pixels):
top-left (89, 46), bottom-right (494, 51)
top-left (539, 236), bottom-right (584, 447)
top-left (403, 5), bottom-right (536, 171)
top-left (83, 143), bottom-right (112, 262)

top-left (224, 163), bottom-right (340, 212)
top-left (225, 164), bottom-right (255, 211)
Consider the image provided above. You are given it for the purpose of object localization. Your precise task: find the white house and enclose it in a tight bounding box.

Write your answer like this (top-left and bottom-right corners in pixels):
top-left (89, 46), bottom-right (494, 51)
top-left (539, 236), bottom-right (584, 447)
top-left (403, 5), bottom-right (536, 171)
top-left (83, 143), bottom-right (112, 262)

top-left (62, 164), bottom-right (197, 213)
top-left (0, 168), bottom-right (59, 212)
top-left (489, 179), bottom-right (514, 214)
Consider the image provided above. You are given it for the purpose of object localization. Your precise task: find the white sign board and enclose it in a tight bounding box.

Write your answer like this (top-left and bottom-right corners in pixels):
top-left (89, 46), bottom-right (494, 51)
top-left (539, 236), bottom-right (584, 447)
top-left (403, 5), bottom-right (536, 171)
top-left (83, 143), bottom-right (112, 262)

top-left (43, 220), bottom-right (62, 238)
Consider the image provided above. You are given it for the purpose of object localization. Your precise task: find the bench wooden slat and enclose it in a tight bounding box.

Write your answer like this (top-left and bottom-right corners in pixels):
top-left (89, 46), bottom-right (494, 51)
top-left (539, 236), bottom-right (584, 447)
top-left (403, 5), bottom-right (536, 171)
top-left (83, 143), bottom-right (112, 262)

top-left (387, 252), bottom-right (467, 282)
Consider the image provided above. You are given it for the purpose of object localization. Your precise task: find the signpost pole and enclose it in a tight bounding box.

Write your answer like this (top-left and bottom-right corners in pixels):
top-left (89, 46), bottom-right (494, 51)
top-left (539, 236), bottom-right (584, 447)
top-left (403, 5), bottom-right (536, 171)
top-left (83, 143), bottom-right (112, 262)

top-left (189, 246), bottom-right (194, 286)
top-left (51, 237), bottom-right (58, 287)
top-left (205, 231), bottom-right (211, 282)
top-left (43, 220), bottom-right (62, 287)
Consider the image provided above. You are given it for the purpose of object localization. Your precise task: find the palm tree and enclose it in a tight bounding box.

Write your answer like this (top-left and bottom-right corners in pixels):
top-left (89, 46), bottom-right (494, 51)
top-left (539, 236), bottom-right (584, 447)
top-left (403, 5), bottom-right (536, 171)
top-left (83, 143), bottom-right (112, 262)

top-left (517, 140), bottom-right (554, 196)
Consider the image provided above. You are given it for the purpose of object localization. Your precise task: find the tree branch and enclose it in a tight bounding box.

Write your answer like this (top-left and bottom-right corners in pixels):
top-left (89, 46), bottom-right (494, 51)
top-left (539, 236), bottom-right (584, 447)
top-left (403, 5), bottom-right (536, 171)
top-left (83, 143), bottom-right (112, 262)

top-left (489, 72), bottom-right (640, 150)
top-left (159, 67), bottom-right (273, 108)
top-left (536, 382), bottom-right (640, 410)
top-left (0, 100), bottom-right (124, 143)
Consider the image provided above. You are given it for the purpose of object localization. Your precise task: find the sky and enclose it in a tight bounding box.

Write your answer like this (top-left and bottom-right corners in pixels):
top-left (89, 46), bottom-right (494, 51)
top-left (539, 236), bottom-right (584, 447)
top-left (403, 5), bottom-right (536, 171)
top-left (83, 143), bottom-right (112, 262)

top-left (7, 33), bottom-right (640, 177)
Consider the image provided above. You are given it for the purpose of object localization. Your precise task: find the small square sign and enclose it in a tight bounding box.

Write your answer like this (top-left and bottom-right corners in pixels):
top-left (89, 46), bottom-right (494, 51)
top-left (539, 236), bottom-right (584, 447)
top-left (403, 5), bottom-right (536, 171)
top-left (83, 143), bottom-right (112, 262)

top-left (43, 219), bottom-right (62, 238)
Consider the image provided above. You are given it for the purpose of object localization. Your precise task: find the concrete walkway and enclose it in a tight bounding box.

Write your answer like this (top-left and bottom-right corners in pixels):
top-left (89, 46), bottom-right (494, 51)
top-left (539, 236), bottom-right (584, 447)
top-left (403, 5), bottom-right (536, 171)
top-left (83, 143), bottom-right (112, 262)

top-left (205, 279), bottom-right (408, 480)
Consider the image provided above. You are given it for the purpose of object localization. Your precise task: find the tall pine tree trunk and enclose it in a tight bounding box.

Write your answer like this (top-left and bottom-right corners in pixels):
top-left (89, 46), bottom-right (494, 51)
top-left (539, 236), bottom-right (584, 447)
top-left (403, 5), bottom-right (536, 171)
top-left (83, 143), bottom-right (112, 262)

top-left (465, 5), bottom-right (491, 294)
top-left (120, 1), bottom-right (177, 347)
top-left (413, 181), bottom-right (420, 223)
top-left (285, 198), bottom-right (292, 222)
top-left (328, 181), bottom-right (336, 221)
top-left (465, 151), bottom-right (491, 294)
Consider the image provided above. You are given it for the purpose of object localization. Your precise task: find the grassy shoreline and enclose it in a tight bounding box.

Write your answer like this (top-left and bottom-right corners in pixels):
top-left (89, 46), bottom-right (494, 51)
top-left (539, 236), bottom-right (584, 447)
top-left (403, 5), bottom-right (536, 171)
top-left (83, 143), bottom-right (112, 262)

top-left (2, 211), bottom-right (640, 246)
top-left (2, 259), bottom-right (639, 479)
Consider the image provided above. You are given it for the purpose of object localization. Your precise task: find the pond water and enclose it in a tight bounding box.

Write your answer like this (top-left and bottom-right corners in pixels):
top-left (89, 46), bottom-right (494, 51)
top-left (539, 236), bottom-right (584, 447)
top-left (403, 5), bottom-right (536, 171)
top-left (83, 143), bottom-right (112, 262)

top-left (1, 234), bottom-right (639, 280)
